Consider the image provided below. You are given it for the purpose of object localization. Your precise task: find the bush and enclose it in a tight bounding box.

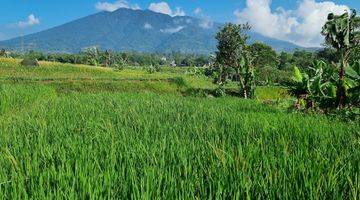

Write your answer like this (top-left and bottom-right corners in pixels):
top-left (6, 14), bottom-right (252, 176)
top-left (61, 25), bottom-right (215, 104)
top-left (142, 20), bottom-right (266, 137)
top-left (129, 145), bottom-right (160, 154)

top-left (171, 77), bottom-right (187, 87)
top-left (113, 64), bottom-right (125, 71)
top-left (214, 87), bottom-right (226, 97)
top-left (21, 58), bottom-right (39, 67)
top-left (145, 64), bottom-right (161, 74)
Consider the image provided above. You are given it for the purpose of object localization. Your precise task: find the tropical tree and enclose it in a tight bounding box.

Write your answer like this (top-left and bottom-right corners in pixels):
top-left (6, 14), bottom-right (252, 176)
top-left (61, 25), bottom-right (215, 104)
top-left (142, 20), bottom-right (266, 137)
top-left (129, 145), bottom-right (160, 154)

top-left (321, 9), bottom-right (360, 107)
top-left (292, 50), bottom-right (316, 72)
top-left (103, 50), bottom-right (111, 67)
top-left (346, 61), bottom-right (360, 105)
top-left (278, 52), bottom-right (293, 70)
top-left (289, 60), bottom-right (338, 109)
top-left (214, 23), bottom-right (255, 98)
top-left (249, 42), bottom-right (279, 68)
top-left (0, 49), bottom-right (7, 57)
top-left (82, 46), bottom-right (100, 66)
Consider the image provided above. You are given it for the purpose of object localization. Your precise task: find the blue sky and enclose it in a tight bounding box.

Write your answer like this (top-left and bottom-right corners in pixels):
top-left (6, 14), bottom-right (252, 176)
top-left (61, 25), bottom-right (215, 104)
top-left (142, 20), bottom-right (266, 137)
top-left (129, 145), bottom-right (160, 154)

top-left (0, 0), bottom-right (359, 46)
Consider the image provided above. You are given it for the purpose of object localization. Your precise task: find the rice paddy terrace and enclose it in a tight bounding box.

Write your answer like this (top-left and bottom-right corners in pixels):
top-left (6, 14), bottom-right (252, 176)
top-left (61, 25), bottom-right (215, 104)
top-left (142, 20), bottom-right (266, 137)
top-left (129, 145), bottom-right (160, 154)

top-left (0, 58), bottom-right (359, 199)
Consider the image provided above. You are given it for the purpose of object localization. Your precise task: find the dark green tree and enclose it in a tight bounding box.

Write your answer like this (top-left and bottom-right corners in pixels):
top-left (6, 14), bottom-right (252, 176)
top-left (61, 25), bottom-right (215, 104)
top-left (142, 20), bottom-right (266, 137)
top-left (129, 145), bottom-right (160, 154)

top-left (291, 50), bottom-right (316, 72)
top-left (249, 42), bottom-right (279, 68)
top-left (215, 23), bottom-right (255, 98)
top-left (103, 50), bottom-right (111, 67)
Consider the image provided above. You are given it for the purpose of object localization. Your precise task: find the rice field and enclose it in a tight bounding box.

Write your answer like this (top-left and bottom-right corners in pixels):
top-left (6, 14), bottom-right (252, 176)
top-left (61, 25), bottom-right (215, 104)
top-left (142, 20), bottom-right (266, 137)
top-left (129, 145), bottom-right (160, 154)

top-left (0, 59), bottom-right (359, 199)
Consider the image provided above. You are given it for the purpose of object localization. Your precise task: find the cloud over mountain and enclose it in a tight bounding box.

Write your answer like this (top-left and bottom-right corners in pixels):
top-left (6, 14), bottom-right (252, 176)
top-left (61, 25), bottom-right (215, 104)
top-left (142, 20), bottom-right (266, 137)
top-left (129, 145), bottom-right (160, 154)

top-left (234, 0), bottom-right (349, 47)
top-left (18, 14), bottom-right (40, 28)
top-left (95, 0), bottom-right (140, 12)
top-left (148, 2), bottom-right (185, 17)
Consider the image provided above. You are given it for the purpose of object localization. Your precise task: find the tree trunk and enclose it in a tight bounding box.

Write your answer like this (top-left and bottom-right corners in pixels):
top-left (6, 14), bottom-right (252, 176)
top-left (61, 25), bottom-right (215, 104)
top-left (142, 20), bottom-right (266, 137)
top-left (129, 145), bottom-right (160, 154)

top-left (336, 50), bottom-right (349, 108)
top-left (243, 89), bottom-right (248, 99)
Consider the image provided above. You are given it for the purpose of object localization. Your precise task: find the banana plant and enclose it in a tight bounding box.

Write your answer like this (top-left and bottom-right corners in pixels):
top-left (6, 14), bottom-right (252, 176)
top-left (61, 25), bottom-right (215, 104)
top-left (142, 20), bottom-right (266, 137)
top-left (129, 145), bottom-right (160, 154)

top-left (289, 61), bottom-right (338, 108)
top-left (346, 61), bottom-right (360, 105)
top-left (321, 9), bottom-right (360, 108)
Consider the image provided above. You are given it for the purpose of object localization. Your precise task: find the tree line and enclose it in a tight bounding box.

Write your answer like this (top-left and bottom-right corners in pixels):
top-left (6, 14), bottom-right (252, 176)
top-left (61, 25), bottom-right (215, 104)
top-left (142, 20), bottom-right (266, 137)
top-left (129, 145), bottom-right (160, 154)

top-left (212, 9), bottom-right (359, 114)
top-left (2, 44), bottom-right (356, 85)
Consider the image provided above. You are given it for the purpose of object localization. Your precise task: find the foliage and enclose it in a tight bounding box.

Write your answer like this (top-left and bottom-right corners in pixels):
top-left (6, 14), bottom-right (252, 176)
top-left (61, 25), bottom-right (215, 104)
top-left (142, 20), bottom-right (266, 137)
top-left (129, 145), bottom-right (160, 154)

top-left (0, 49), bottom-right (10, 58)
top-left (291, 50), bottom-right (317, 72)
top-left (316, 48), bottom-right (340, 64)
top-left (101, 50), bottom-right (111, 67)
top-left (185, 66), bottom-right (204, 77)
top-left (289, 59), bottom-right (360, 109)
top-left (214, 23), bottom-right (255, 99)
top-left (255, 66), bottom-right (291, 86)
top-left (250, 42), bottom-right (279, 68)
top-left (278, 52), bottom-right (293, 70)
top-left (20, 58), bottom-right (39, 67)
top-left (321, 9), bottom-right (360, 107)
top-left (144, 64), bottom-right (162, 74)
top-left (349, 46), bottom-right (360, 64)
top-left (82, 46), bottom-right (100, 66)
top-left (346, 61), bottom-right (360, 105)
top-left (112, 56), bottom-right (126, 71)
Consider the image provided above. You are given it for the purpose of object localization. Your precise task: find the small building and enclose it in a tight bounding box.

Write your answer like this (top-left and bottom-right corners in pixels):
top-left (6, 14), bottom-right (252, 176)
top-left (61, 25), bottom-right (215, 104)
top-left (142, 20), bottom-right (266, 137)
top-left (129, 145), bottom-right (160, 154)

top-left (170, 60), bottom-right (177, 67)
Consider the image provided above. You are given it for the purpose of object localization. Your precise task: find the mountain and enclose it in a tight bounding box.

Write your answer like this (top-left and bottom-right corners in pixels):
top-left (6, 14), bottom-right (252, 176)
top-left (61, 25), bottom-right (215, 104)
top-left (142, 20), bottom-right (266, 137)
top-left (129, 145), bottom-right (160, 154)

top-left (0, 8), bottom-right (311, 54)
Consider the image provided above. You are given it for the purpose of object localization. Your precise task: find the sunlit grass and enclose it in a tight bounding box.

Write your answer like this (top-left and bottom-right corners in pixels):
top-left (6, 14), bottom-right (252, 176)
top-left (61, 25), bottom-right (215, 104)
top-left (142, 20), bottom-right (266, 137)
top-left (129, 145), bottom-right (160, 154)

top-left (0, 58), bottom-right (215, 91)
top-left (0, 85), bottom-right (359, 199)
top-left (0, 58), bottom-right (358, 199)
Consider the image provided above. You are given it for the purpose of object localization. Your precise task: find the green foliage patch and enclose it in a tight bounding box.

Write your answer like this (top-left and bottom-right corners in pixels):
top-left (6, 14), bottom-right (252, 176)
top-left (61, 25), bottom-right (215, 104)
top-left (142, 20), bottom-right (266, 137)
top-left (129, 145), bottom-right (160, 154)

top-left (0, 85), bottom-right (359, 199)
top-left (0, 57), bottom-right (358, 199)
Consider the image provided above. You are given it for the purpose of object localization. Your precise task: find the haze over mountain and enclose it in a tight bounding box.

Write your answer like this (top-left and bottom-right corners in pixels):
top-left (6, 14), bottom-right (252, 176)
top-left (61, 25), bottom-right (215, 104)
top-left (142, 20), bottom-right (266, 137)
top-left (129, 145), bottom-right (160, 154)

top-left (0, 8), bottom-right (313, 54)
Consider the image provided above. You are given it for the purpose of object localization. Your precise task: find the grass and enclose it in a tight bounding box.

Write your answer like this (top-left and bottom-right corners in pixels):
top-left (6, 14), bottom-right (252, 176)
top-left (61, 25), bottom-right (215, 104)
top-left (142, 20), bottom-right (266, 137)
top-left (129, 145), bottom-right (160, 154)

top-left (0, 58), bottom-right (214, 92)
top-left (254, 86), bottom-right (291, 101)
top-left (0, 58), bottom-right (359, 199)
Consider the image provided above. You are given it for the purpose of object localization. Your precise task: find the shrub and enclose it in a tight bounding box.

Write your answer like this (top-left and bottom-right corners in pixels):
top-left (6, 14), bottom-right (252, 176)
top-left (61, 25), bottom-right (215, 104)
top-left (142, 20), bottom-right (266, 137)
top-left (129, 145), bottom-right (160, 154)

top-left (145, 64), bottom-right (161, 74)
top-left (171, 77), bottom-right (187, 87)
top-left (20, 58), bottom-right (39, 67)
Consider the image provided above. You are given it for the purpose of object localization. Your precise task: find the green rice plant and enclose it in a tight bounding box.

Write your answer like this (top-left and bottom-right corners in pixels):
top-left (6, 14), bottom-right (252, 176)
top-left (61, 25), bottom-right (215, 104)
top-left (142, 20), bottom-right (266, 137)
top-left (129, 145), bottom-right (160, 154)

top-left (0, 85), bottom-right (359, 199)
top-left (0, 58), bottom-right (359, 199)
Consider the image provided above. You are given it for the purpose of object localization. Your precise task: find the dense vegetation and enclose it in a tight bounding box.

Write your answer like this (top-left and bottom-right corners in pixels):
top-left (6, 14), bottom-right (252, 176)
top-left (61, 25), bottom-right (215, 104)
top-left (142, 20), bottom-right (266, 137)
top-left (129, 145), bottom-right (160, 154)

top-left (285, 10), bottom-right (360, 116)
top-left (0, 58), bottom-right (359, 199)
top-left (2, 45), bottom-right (355, 87)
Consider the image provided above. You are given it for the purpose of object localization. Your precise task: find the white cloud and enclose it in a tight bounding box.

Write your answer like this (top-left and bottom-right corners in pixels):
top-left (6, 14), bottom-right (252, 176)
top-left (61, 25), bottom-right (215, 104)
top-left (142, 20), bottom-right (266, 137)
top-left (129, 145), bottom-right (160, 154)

top-left (193, 7), bottom-right (213, 29)
top-left (194, 8), bottom-right (202, 15)
top-left (132, 4), bottom-right (141, 10)
top-left (199, 19), bottom-right (213, 29)
top-left (234, 0), bottom-right (349, 47)
top-left (144, 22), bottom-right (153, 29)
top-left (148, 2), bottom-right (185, 17)
top-left (149, 2), bottom-right (172, 15)
top-left (18, 14), bottom-right (40, 28)
top-left (160, 26), bottom-right (185, 34)
top-left (173, 7), bottom-right (186, 16)
top-left (95, 0), bottom-right (140, 12)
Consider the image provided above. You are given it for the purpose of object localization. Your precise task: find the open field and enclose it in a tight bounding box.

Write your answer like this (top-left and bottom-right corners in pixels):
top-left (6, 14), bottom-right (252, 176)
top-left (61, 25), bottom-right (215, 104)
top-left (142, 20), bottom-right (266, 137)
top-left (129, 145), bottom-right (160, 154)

top-left (0, 58), bottom-right (214, 93)
top-left (0, 58), bottom-right (359, 199)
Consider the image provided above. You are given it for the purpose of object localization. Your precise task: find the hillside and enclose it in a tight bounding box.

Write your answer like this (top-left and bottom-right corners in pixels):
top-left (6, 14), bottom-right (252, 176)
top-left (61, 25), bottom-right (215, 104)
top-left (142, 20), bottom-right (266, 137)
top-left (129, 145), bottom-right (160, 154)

top-left (0, 8), bottom-right (310, 54)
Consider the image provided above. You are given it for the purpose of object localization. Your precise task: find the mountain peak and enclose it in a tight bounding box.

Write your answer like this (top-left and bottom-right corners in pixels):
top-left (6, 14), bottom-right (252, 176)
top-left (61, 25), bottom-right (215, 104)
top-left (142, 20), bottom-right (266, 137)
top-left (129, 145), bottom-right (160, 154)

top-left (0, 8), bottom-right (308, 53)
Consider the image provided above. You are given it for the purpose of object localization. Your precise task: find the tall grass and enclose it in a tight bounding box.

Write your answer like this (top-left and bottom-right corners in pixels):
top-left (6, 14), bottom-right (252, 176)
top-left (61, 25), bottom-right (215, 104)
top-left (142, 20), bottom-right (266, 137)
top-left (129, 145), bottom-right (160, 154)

top-left (0, 84), bottom-right (359, 199)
